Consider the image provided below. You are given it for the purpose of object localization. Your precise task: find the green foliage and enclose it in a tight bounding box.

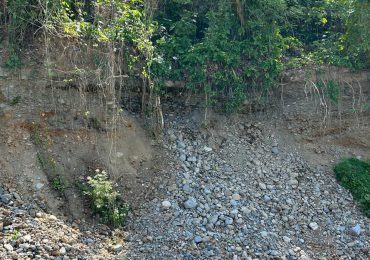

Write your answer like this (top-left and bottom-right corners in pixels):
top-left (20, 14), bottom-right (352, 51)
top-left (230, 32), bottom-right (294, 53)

top-left (9, 229), bottom-right (20, 241)
top-left (316, 79), bottom-right (341, 104)
top-left (152, 0), bottom-right (285, 111)
top-left (2, 0), bottom-right (63, 67)
top-left (283, 0), bottom-right (369, 70)
top-left (6, 0), bottom-right (39, 46)
top-left (339, 1), bottom-right (370, 70)
top-left (364, 102), bottom-right (370, 111)
top-left (9, 96), bottom-right (22, 106)
top-left (283, 0), bottom-right (346, 46)
top-left (5, 46), bottom-right (22, 69)
top-left (51, 175), bottom-right (65, 191)
top-left (334, 158), bottom-right (370, 217)
top-left (1, 0), bottom-right (368, 112)
top-left (84, 170), bottom-right (129, 226)
top-left (326, 80), bottom-right (340, 104)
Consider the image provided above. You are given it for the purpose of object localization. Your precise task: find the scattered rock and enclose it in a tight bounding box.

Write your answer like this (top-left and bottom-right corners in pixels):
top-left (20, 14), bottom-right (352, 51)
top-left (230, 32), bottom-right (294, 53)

top-left (225, 217), bottom-right (233, 225)
top-left (271, 147), bottom-right (279, 154)
top-left (23, 234), bottom-right (31, 242)
top-left (182, 184), bottom-right (192, 193)
top-left (59, 247), bottom-right (66, 255)
top-left (0, 194), bottom-right (12, 204)
top-left (35, 183), bottom-right (44, 190)
top-left (184, 197), bottom-right (197, 209)
top-left (1, 109), bottom-right (369, 260)
top-left (169, 133), bottom-right (177, 142)
top-left (4, 244), bottom-right (13, 252)
top-left (116, 152), bottom-right (124, 158)
top-left (232, 193), bottom-right (241, 200)
top-left (144, 236), bottom-right (153, 243)
top-left (194, 236), bottom-right (203, 243)
top-left (351, 224), bottom-right (361, 236)
top-left (259, 183), bottom-right (267, 190)
top-left (289, 179), bottom-right (299, 186)
top-left (179, 154), bottom-right (187, 161)
top-left (13, 192), bottom-right (21, 201)
top-left (309, 222), bottom-right (319, 231)
top-left (162, 200), bottom-right (172, 209)
top-left (112, 244), bottom-right (123, 253)
top-left (187, 156), bottom-right (197, 162)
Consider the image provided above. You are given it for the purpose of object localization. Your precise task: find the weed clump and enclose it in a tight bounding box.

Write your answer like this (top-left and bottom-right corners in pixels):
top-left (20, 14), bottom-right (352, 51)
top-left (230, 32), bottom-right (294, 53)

top-left (84, 170), bottom-right (129, 226)
top-left (334, 158), bottom-right (370, 217)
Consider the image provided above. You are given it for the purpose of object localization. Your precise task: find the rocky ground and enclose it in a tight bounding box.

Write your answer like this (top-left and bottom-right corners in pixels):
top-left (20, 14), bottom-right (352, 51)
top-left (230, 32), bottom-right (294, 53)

top-left (1, 68), bottom-right (369, 259)
top-left (118, 114), bottom-right (369, 259)
top-left (0, 185), bottom-right (126, 260)
top-left (1, 111), bottom-right (369, 259)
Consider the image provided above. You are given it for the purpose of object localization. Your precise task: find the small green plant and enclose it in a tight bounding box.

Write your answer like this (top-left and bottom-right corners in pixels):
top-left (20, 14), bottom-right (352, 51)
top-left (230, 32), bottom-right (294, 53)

top-left (364, 102), bottom-right (370, 111)
top-left (326, 80), bottom-right (340, 104)
top-left (5, 46), bottom-right (22, 69)
top-left (75, 180), bottom-right (89, 193)
top-left (84, 170), bottom-right (129, 226)
top-left (9, 96), bottom-right (22, 106)
top-left (9, 229), bottom-right (20, 241)
top-left (316, 79), bottom-right (341, 105)
top-left (334, 158), bottom-right (370, 217)
top-left (51, 175), bottom-right (64, 191)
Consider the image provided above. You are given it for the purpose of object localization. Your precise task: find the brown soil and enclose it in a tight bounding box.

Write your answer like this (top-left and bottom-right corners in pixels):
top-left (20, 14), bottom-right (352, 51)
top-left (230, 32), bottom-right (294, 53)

top-left (0, 72), bottom-right (168, 223)
top-left (270, 67), bottom-right (370, 169)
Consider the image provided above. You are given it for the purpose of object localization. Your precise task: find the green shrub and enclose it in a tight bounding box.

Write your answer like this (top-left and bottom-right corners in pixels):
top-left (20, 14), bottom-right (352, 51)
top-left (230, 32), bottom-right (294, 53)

top-left (334, 158), bottom-right (370, 217)
top-left (5, 46), bottom-right (22, 69)
top-left (152, 0), bottom-right (285, 111)
top-left (316, 79), bottom-right (340, 105)
top-left (85, 170), bottom-right (129, 226)
top-left (9, 96), bottom-right (22, 106)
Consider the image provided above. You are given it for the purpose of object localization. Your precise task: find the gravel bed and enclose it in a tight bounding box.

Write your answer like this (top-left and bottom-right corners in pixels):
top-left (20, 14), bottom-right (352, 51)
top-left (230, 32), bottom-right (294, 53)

top-left (121, 118), bottom-right (369, 259)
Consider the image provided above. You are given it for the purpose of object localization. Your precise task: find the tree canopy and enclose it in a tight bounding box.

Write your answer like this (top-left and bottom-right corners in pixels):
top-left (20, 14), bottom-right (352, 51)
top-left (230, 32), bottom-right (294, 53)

top-left (1, 0), bottom-right (369, 111)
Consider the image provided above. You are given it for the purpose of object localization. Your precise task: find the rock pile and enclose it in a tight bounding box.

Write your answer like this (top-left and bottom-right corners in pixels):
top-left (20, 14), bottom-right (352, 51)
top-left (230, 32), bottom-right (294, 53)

top-left (1, 116), bottom-right (369, 259)
top-left (0, 186), bottom-right (123, 260)
top-left (121, 119), bottom-right (369, 259)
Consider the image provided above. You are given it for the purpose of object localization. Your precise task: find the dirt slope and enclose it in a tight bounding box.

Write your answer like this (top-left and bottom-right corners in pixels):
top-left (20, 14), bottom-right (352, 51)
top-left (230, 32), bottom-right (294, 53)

top-left (0, 74), bottom-right (163, 222)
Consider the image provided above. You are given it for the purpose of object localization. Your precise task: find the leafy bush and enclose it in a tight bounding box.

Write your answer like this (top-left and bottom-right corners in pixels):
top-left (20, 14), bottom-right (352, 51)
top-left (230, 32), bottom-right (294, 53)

top-left (339, 1), bottom-right (370, 70)
top-left (85, 170), bottom-right (129, 226)
top-left (316, 79), bottom-right (341, 105)
top-left (282, 0), bottom-right (369, 70)
top-left (152, 0), bottom-right (286, 111)
top-left (1, 0), bottom-right (368, 114)
top-left (1, 0), bottom-right (62, 67)
top-left (334, 158), bottom-right (370, 217)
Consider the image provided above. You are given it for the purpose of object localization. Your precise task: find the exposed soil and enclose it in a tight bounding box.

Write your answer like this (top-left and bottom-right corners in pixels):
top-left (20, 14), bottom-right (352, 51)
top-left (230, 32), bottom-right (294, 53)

top-left (275, 67), bottom-right (370, 169)
top-left (0, 72), bottom-right (168, 224)
top-left (0, 65), bottom-right (369, 259)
